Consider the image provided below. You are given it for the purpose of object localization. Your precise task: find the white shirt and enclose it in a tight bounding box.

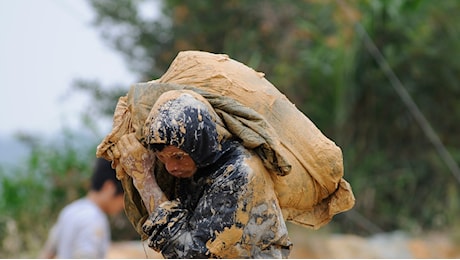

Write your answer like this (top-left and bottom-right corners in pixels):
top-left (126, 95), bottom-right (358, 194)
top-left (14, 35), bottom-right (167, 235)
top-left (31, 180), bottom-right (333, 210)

top-left (44, 198), bottom-right (110, 258)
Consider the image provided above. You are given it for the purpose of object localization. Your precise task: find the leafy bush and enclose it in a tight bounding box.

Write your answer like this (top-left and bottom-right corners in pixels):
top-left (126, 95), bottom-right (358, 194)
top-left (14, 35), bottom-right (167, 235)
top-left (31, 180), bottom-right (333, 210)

top-left (0, 131), bottom-right (99, 258)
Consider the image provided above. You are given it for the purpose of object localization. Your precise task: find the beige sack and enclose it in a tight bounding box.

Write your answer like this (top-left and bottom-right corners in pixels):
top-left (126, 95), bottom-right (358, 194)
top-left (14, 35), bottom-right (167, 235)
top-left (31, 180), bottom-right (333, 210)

top-left (97, 51), bottom-right (355, 230)
top-left (153, 51), bottom-right (354, 228)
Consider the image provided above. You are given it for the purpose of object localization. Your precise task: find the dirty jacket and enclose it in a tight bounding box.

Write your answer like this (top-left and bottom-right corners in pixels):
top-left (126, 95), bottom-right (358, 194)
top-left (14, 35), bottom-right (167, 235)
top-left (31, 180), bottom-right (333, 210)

top-left (142, 90), bottom-right (292, 258)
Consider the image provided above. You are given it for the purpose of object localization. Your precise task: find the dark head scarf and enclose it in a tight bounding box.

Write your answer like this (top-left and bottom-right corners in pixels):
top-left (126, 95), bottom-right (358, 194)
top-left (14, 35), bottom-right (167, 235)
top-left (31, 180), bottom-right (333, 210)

top-left (144, 90), bottom-right (227, 168)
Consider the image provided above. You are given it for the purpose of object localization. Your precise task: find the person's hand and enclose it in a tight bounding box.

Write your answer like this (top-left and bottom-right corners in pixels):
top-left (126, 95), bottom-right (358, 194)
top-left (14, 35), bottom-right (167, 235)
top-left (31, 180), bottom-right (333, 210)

top-left (116, 133), bottom-right (155, 181)
top-left (116, 133), bottom-right (168, 213)
top-left (142, 199), bottom-right (187, 252)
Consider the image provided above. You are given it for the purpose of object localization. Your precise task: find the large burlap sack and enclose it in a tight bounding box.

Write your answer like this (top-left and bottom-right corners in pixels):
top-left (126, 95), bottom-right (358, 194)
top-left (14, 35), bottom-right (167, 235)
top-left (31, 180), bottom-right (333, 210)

top-left (154, 51), bottom-right (354, 228)
top-left (98, 51), bottom-right (354, 230)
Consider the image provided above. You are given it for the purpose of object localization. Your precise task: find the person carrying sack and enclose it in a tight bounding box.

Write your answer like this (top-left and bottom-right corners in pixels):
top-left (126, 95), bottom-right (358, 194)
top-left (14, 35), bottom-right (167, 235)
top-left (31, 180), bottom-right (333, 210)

top-left (97, 51), bottom-right (355, 258)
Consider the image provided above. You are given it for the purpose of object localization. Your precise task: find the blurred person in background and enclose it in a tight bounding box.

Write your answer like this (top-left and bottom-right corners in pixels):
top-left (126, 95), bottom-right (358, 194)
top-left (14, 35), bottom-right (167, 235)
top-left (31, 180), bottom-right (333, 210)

top-left (39, 158), bottom-right (125, 259)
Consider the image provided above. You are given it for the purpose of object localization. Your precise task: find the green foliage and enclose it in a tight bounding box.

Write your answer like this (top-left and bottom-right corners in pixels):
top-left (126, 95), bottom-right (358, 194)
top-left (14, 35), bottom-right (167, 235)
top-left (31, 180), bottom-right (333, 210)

top-left (339, 0), bottom-right (460, 234)
top-left (0, 123), bottom-right (140, 257)
top-left (5, 3), bottom-right (458, 255)
top-left (0, 131), bottom-right (97, 258)
top-left (83, 0), bottom-right (460, 235)
top-left (72, 78), bottom-right (128, 118)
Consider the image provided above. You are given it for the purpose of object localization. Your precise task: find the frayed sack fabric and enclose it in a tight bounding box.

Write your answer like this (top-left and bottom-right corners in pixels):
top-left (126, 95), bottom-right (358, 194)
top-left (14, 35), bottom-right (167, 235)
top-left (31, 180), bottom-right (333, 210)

top-left (97, 51), bottom-right (355, 237)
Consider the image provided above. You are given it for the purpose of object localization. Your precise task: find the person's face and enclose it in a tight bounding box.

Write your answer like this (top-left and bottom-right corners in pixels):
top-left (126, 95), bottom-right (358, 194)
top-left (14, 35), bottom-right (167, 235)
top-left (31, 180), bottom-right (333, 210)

top-left (107, 193), bottom-right (125, 215)
top-left (99, 181), bottom-right (125, 215)
top-left (155, 146), bottom-right (197, 178)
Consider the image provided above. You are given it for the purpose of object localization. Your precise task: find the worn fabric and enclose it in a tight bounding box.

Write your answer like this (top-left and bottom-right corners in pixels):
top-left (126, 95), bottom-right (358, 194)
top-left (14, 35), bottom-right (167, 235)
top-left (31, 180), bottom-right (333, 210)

top-left (144, 90), bottom-right (226, 168)
top-left (140, 90), bottom-right (292, 258)
top-left (155, 51), bottom-right (355, 228)
top-left (42, 198), bottom-right (110, 258)
top-left (96, 51), bottom-right (355, 244)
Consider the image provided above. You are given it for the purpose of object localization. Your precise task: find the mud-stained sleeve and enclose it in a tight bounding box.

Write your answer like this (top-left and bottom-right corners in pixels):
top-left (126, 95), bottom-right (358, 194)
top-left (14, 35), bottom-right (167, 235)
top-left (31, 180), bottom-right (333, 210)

top-left (142, 168), bottom-right (248, 258)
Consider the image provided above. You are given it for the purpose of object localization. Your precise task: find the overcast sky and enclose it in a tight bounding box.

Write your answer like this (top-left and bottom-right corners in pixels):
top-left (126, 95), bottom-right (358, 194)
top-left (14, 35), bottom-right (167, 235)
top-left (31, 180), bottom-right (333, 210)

top-left (0, 0), bottom-right (136, 138)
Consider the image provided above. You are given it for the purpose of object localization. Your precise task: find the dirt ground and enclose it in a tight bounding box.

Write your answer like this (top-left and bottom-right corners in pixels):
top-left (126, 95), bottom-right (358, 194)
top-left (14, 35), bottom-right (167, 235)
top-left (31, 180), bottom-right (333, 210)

top-left (107, 229), bottom-right (460, 259)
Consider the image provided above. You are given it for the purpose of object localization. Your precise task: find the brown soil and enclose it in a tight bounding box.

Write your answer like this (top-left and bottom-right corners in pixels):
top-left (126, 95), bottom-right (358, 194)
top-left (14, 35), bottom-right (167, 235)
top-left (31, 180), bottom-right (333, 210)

top-left (108, 229), bottom-right (460, 259)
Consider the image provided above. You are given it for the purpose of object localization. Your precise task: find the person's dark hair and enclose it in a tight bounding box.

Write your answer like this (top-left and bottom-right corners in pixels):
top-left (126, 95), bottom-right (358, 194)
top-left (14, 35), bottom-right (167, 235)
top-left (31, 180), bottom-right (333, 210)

top-left (91, 158), bottom-right (123, 195)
